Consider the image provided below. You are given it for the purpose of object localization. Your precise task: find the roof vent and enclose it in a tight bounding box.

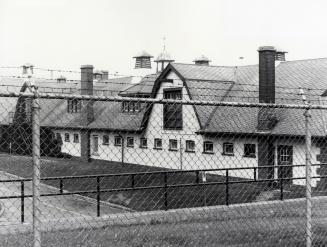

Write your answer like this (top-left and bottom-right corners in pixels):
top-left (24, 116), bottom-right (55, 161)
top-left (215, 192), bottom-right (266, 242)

top-left (275, 50), bottom-right (287, 61)
top-left (193, 55), bottom-right (211, 66)
top-left (133, 51), bottom-right (153, 69)
top-left (22, 63), bottom-right (34, 75)
top-left (57, 75), bottom-right (66, 83)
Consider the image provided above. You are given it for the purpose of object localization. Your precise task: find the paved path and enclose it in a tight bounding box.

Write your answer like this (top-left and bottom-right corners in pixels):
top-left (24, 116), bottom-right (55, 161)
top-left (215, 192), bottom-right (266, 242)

top-left (0, 171), bottom-right (127, 225)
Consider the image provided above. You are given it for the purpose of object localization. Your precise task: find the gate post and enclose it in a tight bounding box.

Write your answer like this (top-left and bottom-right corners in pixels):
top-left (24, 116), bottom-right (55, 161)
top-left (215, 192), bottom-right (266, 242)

top-left (32, 87), bottom-right (41, 247)
top-left (304, 108), bottom-right (312, 247)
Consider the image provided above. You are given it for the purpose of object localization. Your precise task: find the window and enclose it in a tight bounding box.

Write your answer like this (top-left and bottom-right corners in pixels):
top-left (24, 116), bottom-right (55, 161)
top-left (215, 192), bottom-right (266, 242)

top-left (127, 137), bottom-right (134, 147)
top-left (64, 133), bottom-right (70, 142)
top-left (103, 135), bottom-right (109, 145)
top-left (73, 134), bottom-right (79, 143)
top-left (244, 144), bottom-right (256, 157)
top-left (122, 101), bottom-right (141, 112)
top-left (67, 99), bottom-right (81, 113)
top-left (169, 139), bottom-right (178, 151)
top-left (203, 141), bottom-right (213, 154)
top-left (185, 140), bottom-right (195, 153)
top-left (154, 138), bottom-right (162, 150)
top-left (223, 143), bottom-right (234, 156)
top-left (8, 111), bottom-right (14, 124)
top-left (93, 135), bottom-right (99, 155)
top-left (163, 89), bottom-right (182, 130)
top-left (140, 138), bottom-right (147, 148)
top-left (114, 136), bottom-right (122, 146)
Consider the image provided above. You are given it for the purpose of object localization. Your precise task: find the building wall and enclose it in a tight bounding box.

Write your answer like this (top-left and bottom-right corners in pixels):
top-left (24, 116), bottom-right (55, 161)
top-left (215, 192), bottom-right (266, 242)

top-left (51, 70), bottom-right (321, 187)
top-left (54, 130), bottom-right (81, 157)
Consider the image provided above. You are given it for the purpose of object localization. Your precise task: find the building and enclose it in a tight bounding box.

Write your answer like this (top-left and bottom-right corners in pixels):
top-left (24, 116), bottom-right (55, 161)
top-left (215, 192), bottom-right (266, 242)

top-left (4, 46), bottom-right (327, 189)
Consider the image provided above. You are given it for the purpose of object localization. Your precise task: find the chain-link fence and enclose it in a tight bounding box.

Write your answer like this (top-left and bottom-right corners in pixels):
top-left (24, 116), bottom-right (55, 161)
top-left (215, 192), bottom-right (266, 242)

top-left (1, 82), bottom-right (327, 246)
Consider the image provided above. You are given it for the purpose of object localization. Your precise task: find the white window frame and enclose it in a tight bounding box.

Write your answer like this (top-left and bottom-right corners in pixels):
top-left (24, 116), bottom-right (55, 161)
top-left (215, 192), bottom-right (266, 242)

top-left (102, 135), bottom-right (109, 145)
top-left (127, 137), bottom-right (134, 148)
top-left (223, 142), bottom-right (234, 156)
top-left (73, 133), bottom-right (79, 143)
top-left (154, 138), bottom-right (163, 150)
top-left (203, 141), bottom-right (213, 154)
top-left (185, 140), bottom-right (195, 153)
top-left (114, 136), bottom-right (122, 146)
top-left (169, 139), bottom-right (178, 151)
top-left (140, 138), bottom-right (147, 148)
top-left (64, 133), bottom-right (70, 142)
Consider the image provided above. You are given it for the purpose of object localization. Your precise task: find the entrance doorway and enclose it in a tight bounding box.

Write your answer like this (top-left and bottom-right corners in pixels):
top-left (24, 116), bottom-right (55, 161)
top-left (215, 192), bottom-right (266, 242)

top-left (277, 145), bottom-right (293, 184)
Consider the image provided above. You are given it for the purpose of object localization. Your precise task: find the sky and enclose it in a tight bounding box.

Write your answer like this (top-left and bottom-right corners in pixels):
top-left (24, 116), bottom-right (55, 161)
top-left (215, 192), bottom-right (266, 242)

top-left (1, 0), bottom-right (327, 77)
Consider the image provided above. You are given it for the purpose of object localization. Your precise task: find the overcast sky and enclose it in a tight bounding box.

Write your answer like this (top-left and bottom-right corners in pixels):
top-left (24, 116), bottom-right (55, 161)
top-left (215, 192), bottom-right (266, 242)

top-left (1, 0), bottom-right (327, 76)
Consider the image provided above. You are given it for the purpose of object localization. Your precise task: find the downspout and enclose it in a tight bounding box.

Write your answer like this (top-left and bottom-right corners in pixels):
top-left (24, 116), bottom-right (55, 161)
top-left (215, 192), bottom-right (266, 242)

top-left (121, 135), bottom-right (124, 165)
top-left (179, 138), bottom-right (183, 170)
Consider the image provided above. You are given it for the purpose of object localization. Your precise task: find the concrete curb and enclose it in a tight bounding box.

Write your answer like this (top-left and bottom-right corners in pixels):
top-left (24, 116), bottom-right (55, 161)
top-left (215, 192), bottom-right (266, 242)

top-left (2, 195), bottom-right (327, 234)
top-left (0, 171), bottom-right (133, 213)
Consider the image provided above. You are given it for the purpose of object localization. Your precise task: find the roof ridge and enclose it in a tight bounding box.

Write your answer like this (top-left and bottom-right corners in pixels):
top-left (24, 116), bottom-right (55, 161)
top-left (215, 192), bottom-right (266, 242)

top-left (280, 57), bottom-right (327, 64)
top-left (172, 62), bottom-right (237, 69)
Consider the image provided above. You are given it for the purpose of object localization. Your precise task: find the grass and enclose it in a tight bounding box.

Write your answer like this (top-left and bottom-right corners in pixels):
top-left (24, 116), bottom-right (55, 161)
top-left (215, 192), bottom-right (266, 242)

top-left (2, 214), bottom-right (327, 246)
top-left (0, 153), bottom-right (308, 211)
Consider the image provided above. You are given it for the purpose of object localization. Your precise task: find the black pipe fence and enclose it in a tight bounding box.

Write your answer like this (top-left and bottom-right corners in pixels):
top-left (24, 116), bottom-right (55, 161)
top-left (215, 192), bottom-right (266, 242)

top-left (0, 163), bottom-right (326, 223)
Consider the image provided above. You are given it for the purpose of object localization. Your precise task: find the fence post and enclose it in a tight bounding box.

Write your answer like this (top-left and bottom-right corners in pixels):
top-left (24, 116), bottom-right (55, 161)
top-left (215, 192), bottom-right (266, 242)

top-left (97, 176), bottom-right (101, 217)
top-left (21, 181), bottom-right (24, 223)
top-left (32, 88), bottom-right (41, 247)
top-left (304, 108), bottom-right (312, 247)
top-left (164, 172), bottom-right (168, 210)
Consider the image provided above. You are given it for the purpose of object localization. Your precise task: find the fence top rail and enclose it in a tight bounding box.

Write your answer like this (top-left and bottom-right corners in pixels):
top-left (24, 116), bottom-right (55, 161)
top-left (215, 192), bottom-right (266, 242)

top-left (0, 91), bottom-right (323, 110)
top-left (0, 163), bottom-right (324, 183)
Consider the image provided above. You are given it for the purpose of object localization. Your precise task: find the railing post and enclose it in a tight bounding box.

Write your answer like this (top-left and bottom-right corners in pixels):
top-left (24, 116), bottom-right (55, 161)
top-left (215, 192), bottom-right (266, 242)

top-left (304, 109), bottom-right (312, 247)
top-left (59, 179), bottom-right (63, 194)
top-left (21, 181), bottom-right (24, 223)
top-left (131, 174), bottom-right (135, 188)
top-left (164, 172), bottom-right (168, 210)
top-left (97, 176), bottom-right (101, 217)
top-left (225, 170), bottom-right (229, 206)
top-left (32, 88), bottom-right (41, 247)
top-left (280, 177), bottom-right (283, 201)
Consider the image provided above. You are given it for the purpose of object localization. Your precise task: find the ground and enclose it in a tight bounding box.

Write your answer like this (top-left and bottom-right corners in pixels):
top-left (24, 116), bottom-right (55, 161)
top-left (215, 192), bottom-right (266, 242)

top-left (1, 153), bottom-right (326, 246)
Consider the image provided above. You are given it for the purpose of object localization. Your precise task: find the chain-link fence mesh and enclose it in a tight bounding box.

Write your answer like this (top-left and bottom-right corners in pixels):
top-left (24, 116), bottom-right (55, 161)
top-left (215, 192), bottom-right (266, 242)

top-left (0, 77), bottom-right (327, 246)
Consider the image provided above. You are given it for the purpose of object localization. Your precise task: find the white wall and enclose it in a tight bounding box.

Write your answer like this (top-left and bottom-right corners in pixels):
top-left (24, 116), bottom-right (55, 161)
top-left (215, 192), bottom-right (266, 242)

top-left (53, 130), bottom-right (81, 157)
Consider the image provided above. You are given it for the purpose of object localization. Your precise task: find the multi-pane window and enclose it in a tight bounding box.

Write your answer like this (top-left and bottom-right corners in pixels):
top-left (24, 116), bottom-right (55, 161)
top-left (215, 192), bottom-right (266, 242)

top-left (140, 138), bottom-right (147, 148)
top-left (103, 135), bottom-right (109, 145)
top-left (73, 133), bottom-right (79, 143)
top-left (163, 89), bottom-right (182, 130)
top-left (223, 142), bottom-right (234, 156)
top-left (64, 133), bottom-right (70, 142)
top-left (67, 99), bottom-right (81, 113)
top-left (122, 102), bottom-right (141, 112)
top-left (185, 140), bottom-right (195, 152)
top-left (127, 137), bottom-right (134, 147)
top-left (169, 139), bottom-right (178, 151)
top-left (154, 138), bottom-right (163, 150)
top-left (203, 141), bottom-right (213, 154)
top-left (244, 144), bottom-right (256, 157)
top-left (114, 136), bottom-right (122, 146)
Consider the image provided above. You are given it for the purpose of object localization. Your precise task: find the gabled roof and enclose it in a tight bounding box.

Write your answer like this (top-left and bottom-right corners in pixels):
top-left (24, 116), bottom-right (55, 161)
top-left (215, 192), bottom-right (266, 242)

top-left (119, 73), bottom-right (159, 97)
top-left (153, 59), bottom-right (327, 137)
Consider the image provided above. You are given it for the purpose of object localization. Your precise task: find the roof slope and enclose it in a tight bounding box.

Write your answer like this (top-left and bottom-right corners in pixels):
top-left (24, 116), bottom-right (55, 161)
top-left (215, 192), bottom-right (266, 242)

top-left (167, 59), bottom-right (327, 137)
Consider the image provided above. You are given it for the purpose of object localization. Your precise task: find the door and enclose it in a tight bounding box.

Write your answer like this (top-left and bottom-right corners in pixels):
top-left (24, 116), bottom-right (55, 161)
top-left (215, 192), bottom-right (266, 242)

top-left (277, 145), bottom-right (293, 184)
top-left (92, 135), bottom-right (99, 155)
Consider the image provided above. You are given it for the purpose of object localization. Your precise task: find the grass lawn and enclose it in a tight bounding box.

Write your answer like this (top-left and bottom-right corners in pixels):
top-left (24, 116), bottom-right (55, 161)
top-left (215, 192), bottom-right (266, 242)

top-left (0, 153), bottom-right (307, 211)
top-left (2, 214), bottom-right (327, 246)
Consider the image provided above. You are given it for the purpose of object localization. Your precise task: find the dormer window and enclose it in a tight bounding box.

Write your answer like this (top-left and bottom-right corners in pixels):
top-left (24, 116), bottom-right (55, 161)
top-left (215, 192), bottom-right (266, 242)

top-left (122, 101), bottom-right (141, 113)
top-left (163, 88), bottom-right (182, 130)
top-left (67, 99), bottom-right (81, 113)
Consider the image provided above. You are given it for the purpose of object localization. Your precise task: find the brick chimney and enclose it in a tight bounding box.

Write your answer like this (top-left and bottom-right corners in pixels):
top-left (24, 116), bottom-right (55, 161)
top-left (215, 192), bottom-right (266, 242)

top-left (257, 46), bottom-right (277, 130)
top-left (80, 65), bottom-right (94, 162)
top-left (257, 46), bottom-right (277, 181)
